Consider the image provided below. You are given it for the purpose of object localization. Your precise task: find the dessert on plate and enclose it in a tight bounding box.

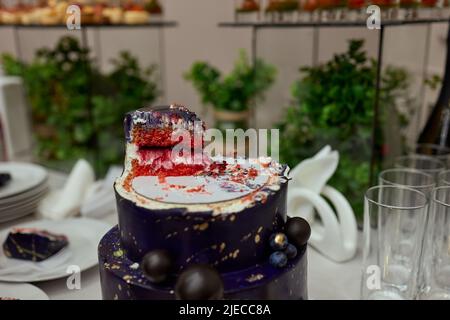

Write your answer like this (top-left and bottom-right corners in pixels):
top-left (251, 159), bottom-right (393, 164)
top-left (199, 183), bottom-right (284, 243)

top-left (3, 228), bottom-right (69, 262)
top-left (98, 104), bottom-right (310, 300)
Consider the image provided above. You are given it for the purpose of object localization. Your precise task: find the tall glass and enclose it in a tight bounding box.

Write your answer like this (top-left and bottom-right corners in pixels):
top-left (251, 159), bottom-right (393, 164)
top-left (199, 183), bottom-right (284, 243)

top-left (416, 143), bottom-right (450, 167)
top-left (379, 168), bottom-right (435, 196)
top-left (418, 186), bottom-right (450, 300)
top-left (438, 169), bottom-right (450, 186)
top-left (361, 185), bottom-right (428, 300)
top-left (394, 154), bottom-right (446, 181)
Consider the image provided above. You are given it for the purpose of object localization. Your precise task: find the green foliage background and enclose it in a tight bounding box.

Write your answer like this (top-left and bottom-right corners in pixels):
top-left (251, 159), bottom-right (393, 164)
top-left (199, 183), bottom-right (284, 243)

top-left (184, 50), bottom-right (276, 113)
top-left (278, 40), bottom-right (413, 220)
top-left (2, 36), bottom-right (159, 176)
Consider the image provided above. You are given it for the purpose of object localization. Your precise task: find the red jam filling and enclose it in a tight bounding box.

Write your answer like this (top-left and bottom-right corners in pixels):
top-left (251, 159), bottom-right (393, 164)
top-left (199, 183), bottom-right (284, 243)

top-left (124, 124), bottom-right (213, 191)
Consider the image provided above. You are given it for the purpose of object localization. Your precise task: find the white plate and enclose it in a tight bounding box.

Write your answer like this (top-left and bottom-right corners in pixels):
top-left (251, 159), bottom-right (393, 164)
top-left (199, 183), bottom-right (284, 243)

top-left (0, 183), bottom-right (48, 206)
top-left (0, 189), bottom-right (47, 212)
top-left (0, 163), bottom-right (48, 199)
top-left (0, 282), bottom-right (49, 300)
top-left (0, 218), bottom-right (112, 282)
top-left (0, 203), bottom-right (39, 223)
top-left (0, 210), bottom-right (35, 224)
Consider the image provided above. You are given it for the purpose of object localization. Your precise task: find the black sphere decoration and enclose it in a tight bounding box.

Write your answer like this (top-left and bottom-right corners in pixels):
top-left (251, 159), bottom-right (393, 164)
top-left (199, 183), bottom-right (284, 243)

top-left (141, 249), bottom-right (173, 283)
top-left (175, 264), bottom-right (224, 300)
top-left (285, 217), bottom-right (311, 248)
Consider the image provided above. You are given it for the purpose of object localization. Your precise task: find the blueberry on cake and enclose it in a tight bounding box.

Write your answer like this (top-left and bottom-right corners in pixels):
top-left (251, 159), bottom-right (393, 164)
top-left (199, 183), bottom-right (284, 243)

top-left (98, 104), bottom-right (310, 300)
top-left (3, 228), bottom-right (68, 262)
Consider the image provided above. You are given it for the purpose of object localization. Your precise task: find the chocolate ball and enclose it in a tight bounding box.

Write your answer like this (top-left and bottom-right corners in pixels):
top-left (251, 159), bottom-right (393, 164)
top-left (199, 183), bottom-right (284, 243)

top-left (175, 264), bottom-right (224, 300)
top-left (269, 232), bottom-right (288, 251)
top-left (141, 249), bottom-right (173, 283)
top-left (285, 217), bottom-right (311, 248)
top-left (269, 251), bottom-right (288, 268)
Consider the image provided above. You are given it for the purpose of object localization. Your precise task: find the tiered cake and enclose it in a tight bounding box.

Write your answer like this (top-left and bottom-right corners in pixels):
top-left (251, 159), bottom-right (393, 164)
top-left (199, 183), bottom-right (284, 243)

top-left (98, 105), bottom-right (310, 300)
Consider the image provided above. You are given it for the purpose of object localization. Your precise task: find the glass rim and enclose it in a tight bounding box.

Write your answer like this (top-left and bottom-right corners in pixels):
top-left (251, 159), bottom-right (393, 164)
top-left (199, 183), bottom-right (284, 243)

top-left (432, 186), bottom-right (450, 208)
top-left (438, 169), bottom-right (450, 184)
top-left (416, 143), bottom-right (450, 155)
top-left (365, 185), bottom-right (428, 211)
top-left (378, 168), bottom-right (435, 189)
top-left (395, 154), bottom-right (446, 173)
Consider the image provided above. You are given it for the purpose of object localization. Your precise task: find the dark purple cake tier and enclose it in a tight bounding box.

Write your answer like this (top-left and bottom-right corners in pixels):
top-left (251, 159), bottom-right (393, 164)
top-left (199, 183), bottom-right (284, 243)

top-left (99, 226), bottom-right (307, 300)
top-left (116, 181), bottom-right (287, 273)
top-left (99, 105), bottom-right (308, 300)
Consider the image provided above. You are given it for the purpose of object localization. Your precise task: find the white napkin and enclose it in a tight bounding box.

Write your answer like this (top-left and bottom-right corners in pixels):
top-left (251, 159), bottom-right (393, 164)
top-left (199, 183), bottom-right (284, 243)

top-left (38, 159), bottom-right (95, 220)
top-left (80, 166), bottom-right (122, 218)
top-left (288, 146), bottom-right (358, 262)
top-left (289, 145), bottom-right (339, 222)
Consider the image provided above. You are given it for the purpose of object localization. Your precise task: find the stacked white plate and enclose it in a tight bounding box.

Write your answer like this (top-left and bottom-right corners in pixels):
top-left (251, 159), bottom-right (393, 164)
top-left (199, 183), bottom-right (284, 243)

top-left (0, 162), bottom-right (48, 223)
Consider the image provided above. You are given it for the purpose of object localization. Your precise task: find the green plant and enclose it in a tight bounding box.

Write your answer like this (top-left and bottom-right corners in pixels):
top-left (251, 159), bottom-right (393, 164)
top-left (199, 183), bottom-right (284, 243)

top-left (278, 40), bottom-right (413, 220)
top-left (184, 50), bottom-right (276, 113)
top-left (2, 36), bottom-right (159, 176)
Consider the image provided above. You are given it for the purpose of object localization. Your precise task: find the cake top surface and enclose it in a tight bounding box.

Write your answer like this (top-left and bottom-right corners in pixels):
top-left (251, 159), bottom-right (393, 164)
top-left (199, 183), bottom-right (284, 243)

top-left (116, 105), bottom-right (289, 214)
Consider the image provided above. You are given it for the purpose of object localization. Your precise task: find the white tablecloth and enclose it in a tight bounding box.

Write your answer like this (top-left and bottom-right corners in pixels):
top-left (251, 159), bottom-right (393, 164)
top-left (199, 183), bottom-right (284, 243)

top-left (0, 170), bottom-right (362, 300)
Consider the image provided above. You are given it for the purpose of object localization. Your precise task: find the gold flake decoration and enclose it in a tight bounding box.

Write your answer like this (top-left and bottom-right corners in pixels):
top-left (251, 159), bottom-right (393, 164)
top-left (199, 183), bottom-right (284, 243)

top-left (241, 233), bottom-right (252, 242)
top-left (165, 231), bottom-right (178, 239)
top-left (232, 249), bottom-right (240, 259)
top-left (246, 274), bottom-right (264, 283)
top-left (123, 275), bottom-right (133, 283)
top-left (219, 242), bottom-right (226, 252)
top-left (254, 234), bottom-right (261, 244)
top-left (193, 222), bottom-right (209, 231)
top-left (229, 215), bottom-right (236, 222)
top-left (113, 249), bottom-right (124, 257)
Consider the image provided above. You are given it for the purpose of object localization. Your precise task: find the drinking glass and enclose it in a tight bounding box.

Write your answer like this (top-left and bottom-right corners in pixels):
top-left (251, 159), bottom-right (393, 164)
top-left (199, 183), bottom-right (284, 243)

top-left (394, 154), bottom-right (446, 181)
top-left (418, 186), bottom-right (450, 300)
top-left (361, 185), bottom-right (428, 300)
top-left (379, 168), bottom-right (435, 196)
top-left (416, 143), bottom-right (450, 167)
top-left (438, 169), bottom-right (450, 186)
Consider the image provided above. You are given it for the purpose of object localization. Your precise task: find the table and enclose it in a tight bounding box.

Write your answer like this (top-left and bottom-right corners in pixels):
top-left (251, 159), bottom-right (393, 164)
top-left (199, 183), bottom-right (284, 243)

top-left (0, 171), bottom-right (363, 300)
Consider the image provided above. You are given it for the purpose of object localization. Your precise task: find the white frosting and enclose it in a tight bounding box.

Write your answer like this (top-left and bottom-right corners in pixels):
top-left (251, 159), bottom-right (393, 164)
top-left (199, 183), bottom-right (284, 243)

top-left (114, 144), bottom-right (288, 215)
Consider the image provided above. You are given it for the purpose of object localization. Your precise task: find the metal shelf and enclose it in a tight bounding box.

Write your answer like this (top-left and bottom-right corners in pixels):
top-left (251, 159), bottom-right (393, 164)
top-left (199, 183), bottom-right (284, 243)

top-left (218, 18), bottom-right (450, 28)
top-left (0, 21), bottom-right (178, 28)
top-left (219, 17), bottom-right (450, 184)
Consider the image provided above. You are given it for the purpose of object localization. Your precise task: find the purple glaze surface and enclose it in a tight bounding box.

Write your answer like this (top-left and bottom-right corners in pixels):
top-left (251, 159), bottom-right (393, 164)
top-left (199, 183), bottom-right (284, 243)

top-left (99, 226), bottom-right (307, 300)
top-left (116, 182), bottom-right (287, 273)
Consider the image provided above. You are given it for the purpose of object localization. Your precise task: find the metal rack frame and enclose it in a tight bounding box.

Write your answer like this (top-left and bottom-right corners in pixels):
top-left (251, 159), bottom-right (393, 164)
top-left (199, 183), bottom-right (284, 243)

top-left (0, 21), bottom-right (177, 173)
top-left (219, 18), bottom-right (450, 182)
